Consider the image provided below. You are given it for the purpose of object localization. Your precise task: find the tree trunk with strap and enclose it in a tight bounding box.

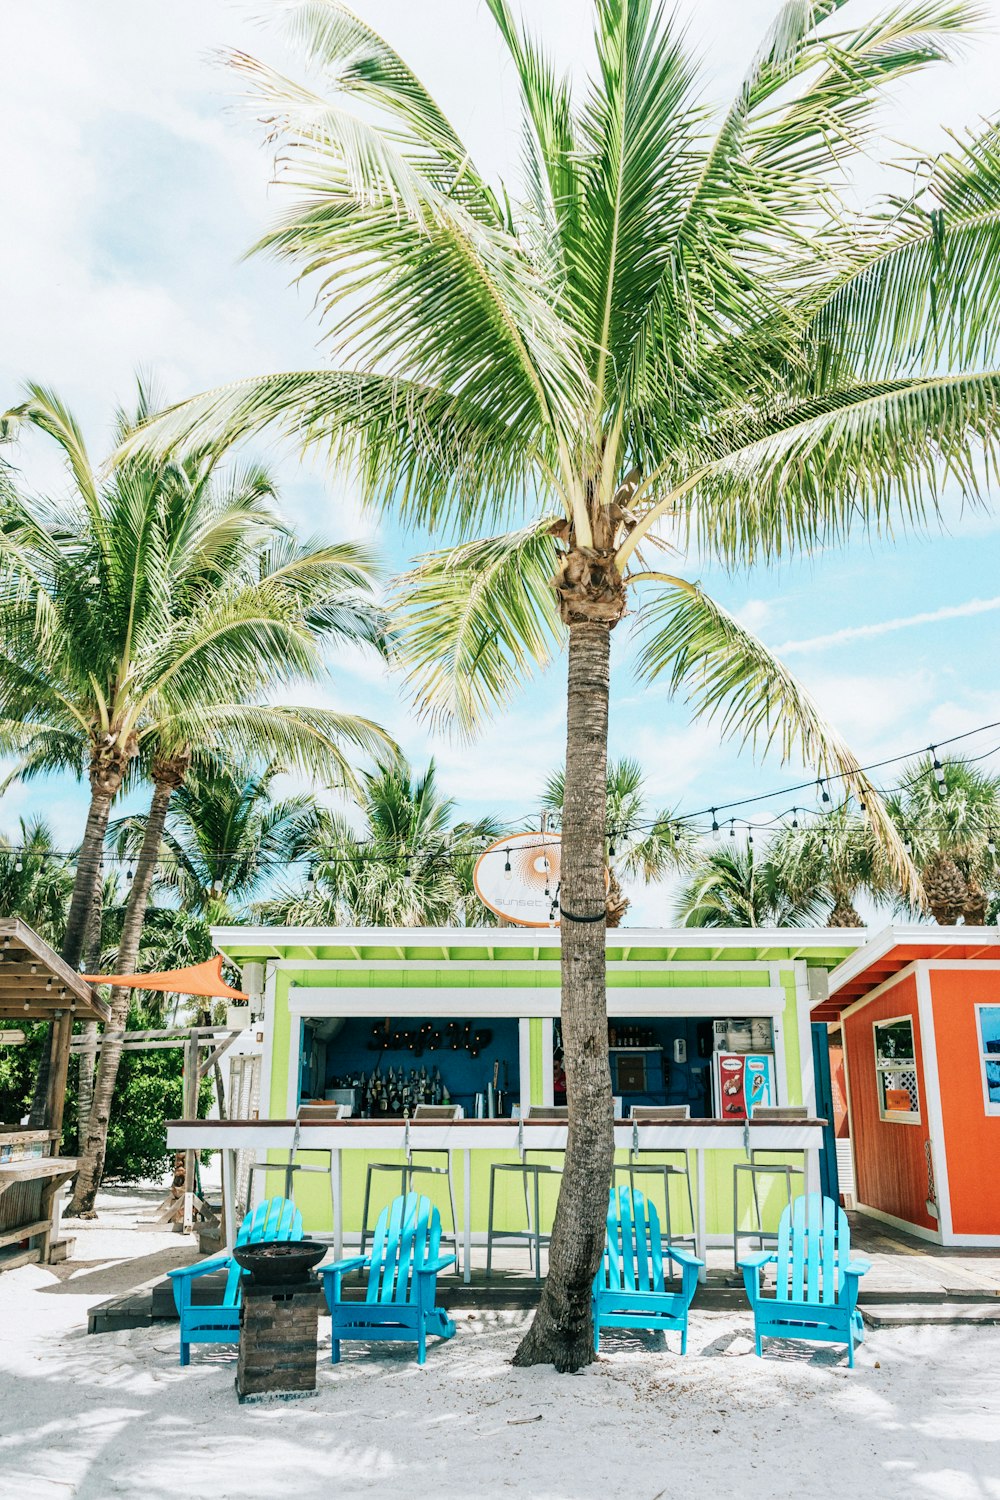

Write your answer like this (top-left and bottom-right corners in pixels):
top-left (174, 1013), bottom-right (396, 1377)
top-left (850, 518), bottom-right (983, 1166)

top-left (514, 539), bottom-right (624, 1370)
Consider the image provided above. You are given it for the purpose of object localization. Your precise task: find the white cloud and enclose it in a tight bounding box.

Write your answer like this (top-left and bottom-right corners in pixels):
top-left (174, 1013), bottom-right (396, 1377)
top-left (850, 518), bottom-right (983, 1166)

top-left (776, 597), bottom-right (1000, 656)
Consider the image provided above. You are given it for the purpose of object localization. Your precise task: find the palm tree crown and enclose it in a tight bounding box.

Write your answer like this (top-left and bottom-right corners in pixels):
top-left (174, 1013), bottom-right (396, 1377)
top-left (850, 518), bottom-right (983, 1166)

top-left (258, 755), bottom-right (503, 927)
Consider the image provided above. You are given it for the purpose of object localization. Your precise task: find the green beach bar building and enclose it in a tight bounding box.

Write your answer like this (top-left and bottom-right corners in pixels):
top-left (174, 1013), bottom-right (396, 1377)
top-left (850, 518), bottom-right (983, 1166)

top-left (206, 925), bottom-right (866, 1261)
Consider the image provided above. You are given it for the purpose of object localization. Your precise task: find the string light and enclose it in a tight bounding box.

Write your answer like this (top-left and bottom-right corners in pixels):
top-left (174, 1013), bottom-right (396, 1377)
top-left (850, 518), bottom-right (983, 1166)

top-left (931, 746), bottom-right (946, 790)
top-left (503, 848), bottom-right (512, 880)
top-left (791, 809), bottom-right (799, 829)
top-left (14, 857), bottom-right (22, 873)
top-left (817, 778), bottom-right (830, 805)
top-left (728, 819), bottom-right (736, 838)
top-left (988, 829), bottom-right (996, 857)
top-left (711, 809), bottom-right (720, 841)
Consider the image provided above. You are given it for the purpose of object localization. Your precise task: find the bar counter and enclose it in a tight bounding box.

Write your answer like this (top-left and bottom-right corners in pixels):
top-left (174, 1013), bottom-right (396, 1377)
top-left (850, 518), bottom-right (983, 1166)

top-left (167, 1116), bottom-right (826, 1280)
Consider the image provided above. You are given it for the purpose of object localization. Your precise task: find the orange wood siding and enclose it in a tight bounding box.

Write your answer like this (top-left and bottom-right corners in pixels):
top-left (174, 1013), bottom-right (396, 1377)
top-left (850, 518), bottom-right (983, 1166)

top-left (843, 974), bottom-right (936, 1232)
top-left (930, 968), bottom-right (1000, 1236)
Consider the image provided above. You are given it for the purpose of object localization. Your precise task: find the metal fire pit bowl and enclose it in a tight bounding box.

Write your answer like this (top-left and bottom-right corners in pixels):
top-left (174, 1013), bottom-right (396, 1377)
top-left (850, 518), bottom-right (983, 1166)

top-left (232, 1238), bottom-right (326, 1285)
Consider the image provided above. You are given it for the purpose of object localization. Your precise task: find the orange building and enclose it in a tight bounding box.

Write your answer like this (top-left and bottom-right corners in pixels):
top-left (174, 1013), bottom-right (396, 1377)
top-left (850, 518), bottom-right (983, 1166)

top-left (814, 927), bottom-right (1000, 1246)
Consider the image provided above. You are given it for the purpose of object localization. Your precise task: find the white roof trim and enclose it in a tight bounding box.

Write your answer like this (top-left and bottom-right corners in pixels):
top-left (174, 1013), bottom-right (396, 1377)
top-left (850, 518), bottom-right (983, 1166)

top-left (211, 923), bottom-right (873, 953)
top-left (825, 924), bottom-right (1000, 1000)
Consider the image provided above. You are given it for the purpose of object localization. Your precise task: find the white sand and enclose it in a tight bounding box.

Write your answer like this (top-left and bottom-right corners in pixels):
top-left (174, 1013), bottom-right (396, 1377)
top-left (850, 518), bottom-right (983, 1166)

top-left (1, 1192), bottom-right (998, 1500)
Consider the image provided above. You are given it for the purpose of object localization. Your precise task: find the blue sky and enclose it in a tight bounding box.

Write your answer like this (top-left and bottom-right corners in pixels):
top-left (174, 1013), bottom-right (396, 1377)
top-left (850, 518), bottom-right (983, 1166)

top-left (2, 0), bottom-right (1000, 923)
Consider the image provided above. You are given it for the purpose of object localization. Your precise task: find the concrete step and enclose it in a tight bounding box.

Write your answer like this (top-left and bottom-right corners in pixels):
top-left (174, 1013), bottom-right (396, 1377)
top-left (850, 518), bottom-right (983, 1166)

top-left (863, 1302), bottom-right (1000, 1328)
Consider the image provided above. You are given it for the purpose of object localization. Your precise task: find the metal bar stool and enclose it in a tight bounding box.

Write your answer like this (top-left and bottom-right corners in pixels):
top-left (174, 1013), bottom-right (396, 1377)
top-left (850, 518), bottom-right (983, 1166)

top-left (614, 1104), bottom-right (697, 1252)
top-left (247, 1103), bottom-right (340, 1233)
top-left (360, 1105), bottom-right (460, 1264)
top-left (486, 1106), bottom-right (566, 1281)
top-left (732, 1105), bottom-right (808, 1269)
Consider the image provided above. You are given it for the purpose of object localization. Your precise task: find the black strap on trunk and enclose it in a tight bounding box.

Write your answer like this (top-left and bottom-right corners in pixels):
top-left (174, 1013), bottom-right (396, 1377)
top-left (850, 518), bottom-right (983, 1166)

top-left (558, 905), bottom-right (606, 924)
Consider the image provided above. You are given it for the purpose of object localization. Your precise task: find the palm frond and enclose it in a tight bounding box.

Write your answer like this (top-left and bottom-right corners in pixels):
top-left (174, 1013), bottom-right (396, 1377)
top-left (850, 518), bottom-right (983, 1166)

top-left (392, 523), bottom-right (564, 735)
top-left (634, 574), bottom-right (918, 894)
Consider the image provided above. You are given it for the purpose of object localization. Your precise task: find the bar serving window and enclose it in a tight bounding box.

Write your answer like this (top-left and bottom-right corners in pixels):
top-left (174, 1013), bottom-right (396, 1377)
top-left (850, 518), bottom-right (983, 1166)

top-left (873, 1016), bottom-right (920, 1123)
top-left (976, 1004), bottom-right (1000, 1115)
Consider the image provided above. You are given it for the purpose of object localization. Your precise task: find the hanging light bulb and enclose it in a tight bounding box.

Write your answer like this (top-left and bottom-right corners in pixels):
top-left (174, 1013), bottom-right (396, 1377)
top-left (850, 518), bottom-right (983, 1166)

top-left (791, 808), bottom-right (799, 829)
top-left (608, 835), bottom-right (616, 858)
top-left (126, 862), bottom-right (134, 882)
top-left (817, 778), bottom-right (830, 804)
top-left (747, 830), bottom-right (754, 847)
top-left (931, 747), bottom-right (946, 791)
top-left (711, 809), bottom-right (720, 841)
top-left (822, 836), bottom-right (830, 858)
top-left (306, 864), bottom-right (317, 890)
top-left (14, 855), bottom-right (23, 873)
top-left (672, 824), bottom-right (682, 846)
top-left (728, 819), bottom-right (736, 838)
top-left (903, 833), bottom-right (912, 854)
top-left (988, 828), bottom-right (996, 857)
top-left (503, 848), bottom-right (512, 880)
top-left (859, 797), bottom-right (867, 813)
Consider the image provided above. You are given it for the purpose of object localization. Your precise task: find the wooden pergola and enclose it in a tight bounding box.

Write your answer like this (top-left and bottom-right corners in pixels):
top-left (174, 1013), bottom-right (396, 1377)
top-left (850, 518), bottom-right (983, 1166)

top-left (0, 917), bottom-right (109, 1269)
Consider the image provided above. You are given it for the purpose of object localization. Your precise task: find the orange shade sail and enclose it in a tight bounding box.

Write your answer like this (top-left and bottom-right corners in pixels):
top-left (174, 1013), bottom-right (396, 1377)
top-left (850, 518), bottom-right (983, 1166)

top-left (82, 954), bottom-right (248, 1000)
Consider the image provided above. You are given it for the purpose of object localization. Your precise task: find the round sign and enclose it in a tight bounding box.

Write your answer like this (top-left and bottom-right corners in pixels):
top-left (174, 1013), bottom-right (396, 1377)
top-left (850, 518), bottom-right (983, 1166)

top-left (473, 832), bottom-right (561, 928)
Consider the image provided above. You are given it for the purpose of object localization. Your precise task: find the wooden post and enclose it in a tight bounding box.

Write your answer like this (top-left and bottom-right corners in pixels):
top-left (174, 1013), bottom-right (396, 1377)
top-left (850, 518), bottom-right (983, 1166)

top-left (182, 1029), bottom-right (199, 1233)
top-left (45, 1013), bottom-right (73, 1145)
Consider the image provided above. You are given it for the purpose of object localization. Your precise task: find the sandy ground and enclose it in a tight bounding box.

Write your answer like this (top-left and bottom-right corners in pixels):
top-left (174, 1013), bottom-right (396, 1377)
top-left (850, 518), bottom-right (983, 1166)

top-left (0, 1190), bottom-right (998, 1500)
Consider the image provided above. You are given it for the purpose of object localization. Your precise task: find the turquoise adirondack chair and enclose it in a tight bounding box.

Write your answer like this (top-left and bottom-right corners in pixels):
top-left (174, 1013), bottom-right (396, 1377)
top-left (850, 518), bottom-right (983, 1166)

top-left (739, 1192), bottom-right (871, 1366)
top-left (168, 1196), bottom-right (304, 1365)
top-left (321, 1192), bottom-right (456, 1365)
top-left (592, 1185), bottom-right (704, 1354)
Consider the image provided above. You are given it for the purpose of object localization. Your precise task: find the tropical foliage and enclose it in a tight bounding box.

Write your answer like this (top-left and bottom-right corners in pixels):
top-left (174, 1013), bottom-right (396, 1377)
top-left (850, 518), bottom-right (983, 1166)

top-left (124, 0), bottom-right (1000, 1369)
top-left (888, 754), bottom-right (1000, 923)
top-left (258, 755), bottom-right (503, 927)
top-left (0, 378), bottom-right (392, 1211)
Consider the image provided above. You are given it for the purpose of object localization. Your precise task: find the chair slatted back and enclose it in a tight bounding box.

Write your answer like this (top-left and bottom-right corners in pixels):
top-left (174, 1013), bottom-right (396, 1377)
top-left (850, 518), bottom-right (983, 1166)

top-left (367, 1192), bottom-right (441, 1305)
top-left (224, 1196), bottom-right (303, 1302)
top-left (598, 1187), bottom-right (665, 1295)
top-left (775, 1193), bottom-right (849, 1305)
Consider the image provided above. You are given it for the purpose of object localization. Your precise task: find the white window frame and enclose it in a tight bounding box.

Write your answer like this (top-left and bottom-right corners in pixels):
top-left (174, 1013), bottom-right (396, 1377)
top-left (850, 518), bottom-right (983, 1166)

top-left (975, 1003), bottom-right (1000, 1117)
top-left (873, 1014), bottom-right (921, 1124)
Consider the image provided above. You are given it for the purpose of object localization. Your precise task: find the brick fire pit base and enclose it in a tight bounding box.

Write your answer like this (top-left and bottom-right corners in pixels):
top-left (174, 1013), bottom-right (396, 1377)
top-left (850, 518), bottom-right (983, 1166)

top-left (235, 1276), bottom-right (322, 1404)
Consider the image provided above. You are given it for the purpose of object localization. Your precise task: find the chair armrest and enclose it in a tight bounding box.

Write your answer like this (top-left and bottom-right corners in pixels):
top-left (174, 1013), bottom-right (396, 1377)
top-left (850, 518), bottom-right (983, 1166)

top-left (844, 1259), bottom-right (871, 1277)
top-left (737, 1251), bottom-right (776, 1272)
top-left (415, 1255), bottom-right (456, 1276)
top-left (319, 1256), bottom-right (369, 1277)
top-left (168, 1254), bottom-right (231, 1281)
top-left (664, 1246), bottom-right (705, 1270)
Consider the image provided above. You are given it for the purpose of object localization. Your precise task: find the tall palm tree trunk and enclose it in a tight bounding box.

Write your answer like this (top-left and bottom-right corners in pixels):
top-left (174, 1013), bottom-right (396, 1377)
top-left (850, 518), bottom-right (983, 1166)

top-left (67, 755), bottom-right (188, 1216)
top-left (75, 858), bottom-right (105, 1146)
top-left (513, 621), bottom-right (614, 1371)
top-left (28, 757), bottom-right (124, 1129)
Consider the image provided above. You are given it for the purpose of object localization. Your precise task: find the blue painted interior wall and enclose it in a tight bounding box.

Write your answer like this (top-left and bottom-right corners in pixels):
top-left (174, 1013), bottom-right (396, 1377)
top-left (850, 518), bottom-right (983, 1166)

top-left (312, 1015), bottom-right (521, 1114)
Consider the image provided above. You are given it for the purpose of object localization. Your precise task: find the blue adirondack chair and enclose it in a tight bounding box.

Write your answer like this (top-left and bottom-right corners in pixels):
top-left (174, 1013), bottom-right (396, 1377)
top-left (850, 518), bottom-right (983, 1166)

top-left (592, 1185), bottom-right (704, 1354)
top-left (739, 1192), bottom-right (871, 1366)
top-left (168, 1196), bottom-right (304, 1365)
top-left (321, 1192), bottom-right (456, 1365)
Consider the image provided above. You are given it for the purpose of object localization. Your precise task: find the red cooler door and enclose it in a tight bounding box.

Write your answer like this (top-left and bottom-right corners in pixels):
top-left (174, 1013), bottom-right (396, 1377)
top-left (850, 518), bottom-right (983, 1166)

top-left (714, 1053), bottom-right (748, 1120)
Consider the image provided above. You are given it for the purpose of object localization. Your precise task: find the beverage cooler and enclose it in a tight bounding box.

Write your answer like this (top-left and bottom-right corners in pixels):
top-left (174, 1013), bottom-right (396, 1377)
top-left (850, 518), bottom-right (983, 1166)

top-left (712, 1051), bottom-right (775, 1121)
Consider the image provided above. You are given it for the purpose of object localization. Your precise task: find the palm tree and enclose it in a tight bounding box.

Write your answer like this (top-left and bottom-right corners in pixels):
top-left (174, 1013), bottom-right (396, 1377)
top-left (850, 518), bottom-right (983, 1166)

top-left (128, 1), bottom-right (1000, 1368)
top-left (111, 757), bottom-right (320, 922)
top-left (676, 839), bottom-right (826, 927)
top-left (888, 754), bottom-right (1000, 923)
top-left (541, 757), bottom-right (693, 925)
top-left (768, 804), bottom-right (896, 926)
top-left (0, 816), bottom-right (74, 945)
top-left (0, 381), bottom-right (393, 1211)
top-left (258, 755), bottom-right (503, 927)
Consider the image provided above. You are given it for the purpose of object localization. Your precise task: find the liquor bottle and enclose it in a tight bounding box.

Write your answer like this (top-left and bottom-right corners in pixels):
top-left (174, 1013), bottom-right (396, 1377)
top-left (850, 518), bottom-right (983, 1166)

top-left (431, 1067), bottom-right (443, 1105)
